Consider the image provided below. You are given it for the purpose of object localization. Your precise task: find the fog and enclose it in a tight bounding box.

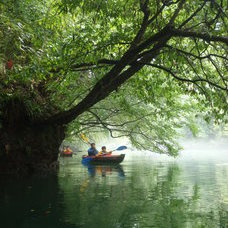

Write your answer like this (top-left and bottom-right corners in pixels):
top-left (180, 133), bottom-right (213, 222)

top-left (178, 138), bottom-right (228, 162)
top-left (94, 136), bottom-right (228, 163)
top-left (142, 138), bottom-right (228, 163)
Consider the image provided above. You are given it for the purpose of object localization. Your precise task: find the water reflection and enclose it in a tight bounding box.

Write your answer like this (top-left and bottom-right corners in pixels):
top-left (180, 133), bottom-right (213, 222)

top-left (0, 157), bottom-right (228, 227)
top-left (0, 175), bottom-right (75, 228)
top-left (83, 163), bottom-right (125, 178)
top-left (58, 159), bottom-right (228, 227)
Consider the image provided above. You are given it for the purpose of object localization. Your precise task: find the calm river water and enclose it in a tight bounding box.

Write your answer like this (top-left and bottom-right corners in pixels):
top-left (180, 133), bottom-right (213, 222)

top-left (1, 140), bottom-right (228, 228)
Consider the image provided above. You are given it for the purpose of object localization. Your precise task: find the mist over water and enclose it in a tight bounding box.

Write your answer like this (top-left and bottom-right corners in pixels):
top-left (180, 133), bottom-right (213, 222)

top-left (136, 138), bottom-right (228, 163)
top-left (178, 138), bottom-right (228, 162)
top-left (94, 136), bottom-right (228, 163)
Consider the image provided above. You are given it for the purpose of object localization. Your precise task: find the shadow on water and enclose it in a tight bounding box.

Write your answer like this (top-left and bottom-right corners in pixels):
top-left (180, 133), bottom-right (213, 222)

top-left (83, 163), bottom-right (125, 178)
top-left (0, 174), bottom-right (75, 228)
top-left (0, 157), bottom-right (228, 227)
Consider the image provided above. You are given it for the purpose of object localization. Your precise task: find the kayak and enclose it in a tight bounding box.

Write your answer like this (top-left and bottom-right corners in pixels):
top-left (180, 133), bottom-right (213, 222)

top-left (60, 152), bottom-right (73, 157)
top-left (82, 154), bottom-right (125, 164)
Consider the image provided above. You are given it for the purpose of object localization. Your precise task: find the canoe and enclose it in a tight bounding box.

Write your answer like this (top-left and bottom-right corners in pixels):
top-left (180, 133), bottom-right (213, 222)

top-left (82, 154), bottom-right (125, 164)
top-left (60, 152), bottom-right (73, 157)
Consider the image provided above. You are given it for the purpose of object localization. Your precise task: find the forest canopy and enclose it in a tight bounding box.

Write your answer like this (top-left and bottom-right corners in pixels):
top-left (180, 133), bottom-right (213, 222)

top-left (0, 0), bottom-right (227, 156)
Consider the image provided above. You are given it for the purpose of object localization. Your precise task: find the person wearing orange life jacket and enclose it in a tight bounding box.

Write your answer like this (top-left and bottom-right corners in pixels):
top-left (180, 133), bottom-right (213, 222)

top-left (64, 146), bottom-right (72, 154)
top-left (98, 146), bottom-right (112, 156)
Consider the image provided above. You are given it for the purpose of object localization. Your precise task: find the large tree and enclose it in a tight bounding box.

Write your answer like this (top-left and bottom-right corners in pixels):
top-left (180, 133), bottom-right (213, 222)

top-left (0, 0), bottom-right (227, 173)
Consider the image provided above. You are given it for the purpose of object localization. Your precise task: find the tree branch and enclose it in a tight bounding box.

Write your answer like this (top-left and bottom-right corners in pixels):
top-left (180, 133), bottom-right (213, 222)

top-left (148, 3), bottom-right (165, 24)
top-left (178, 1), bottom-right (207, 28)
top-left (165, 44), bottom-right (228, 61)
top-left (147, 63), bottom-right (228, 91)
top-left (168, 0), bottom-right (186, 25)
top-left (170, 28), bottom-right (228, 44)
top-left (70, 59), bottom-right (118, 71)
top-left (130, 0), bottom-right (150, 48)
top-left (36, 36), bottom-right (169, 126)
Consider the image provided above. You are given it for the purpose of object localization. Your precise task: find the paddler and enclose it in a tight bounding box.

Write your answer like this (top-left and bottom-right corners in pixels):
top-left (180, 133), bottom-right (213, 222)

top-left (88, 143), bottom-right (98, 156)
top-left (64, 146), bottom-right (72, 154)
top-left (98, 146), bottom-right (112, 156)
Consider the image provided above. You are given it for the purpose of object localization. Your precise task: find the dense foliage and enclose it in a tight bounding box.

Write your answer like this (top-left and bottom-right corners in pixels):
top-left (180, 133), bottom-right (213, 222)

top-left (0, 0), bottom-right (227, 155)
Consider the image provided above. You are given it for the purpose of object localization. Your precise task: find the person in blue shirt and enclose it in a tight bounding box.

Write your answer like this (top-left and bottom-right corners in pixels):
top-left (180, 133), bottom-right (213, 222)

top-left (88, 143), bottom-right (98, 156)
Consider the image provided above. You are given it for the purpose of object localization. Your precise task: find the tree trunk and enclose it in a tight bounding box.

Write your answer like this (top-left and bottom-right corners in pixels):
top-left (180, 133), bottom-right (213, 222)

top-left (0, 98), bottom-right (65, 174)
top-left (0, 125), bottom-right (65, 174)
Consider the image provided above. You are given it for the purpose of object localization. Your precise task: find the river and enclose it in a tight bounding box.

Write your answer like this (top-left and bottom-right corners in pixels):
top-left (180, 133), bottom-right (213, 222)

top-left (0, 139), bottom-right (228, 227)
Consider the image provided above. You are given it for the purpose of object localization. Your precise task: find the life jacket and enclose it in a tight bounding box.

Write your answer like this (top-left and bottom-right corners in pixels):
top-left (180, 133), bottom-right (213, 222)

top-left (64, 148), bottom-right (72, 154)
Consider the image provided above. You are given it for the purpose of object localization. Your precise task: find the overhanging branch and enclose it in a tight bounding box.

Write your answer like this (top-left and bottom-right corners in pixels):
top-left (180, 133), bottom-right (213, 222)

top-left (165, 44), bottom-right (228, 61)
top-left (170, 28), bottom-right (228, 44)
top-left (148, 63), bottom-right (228, 91)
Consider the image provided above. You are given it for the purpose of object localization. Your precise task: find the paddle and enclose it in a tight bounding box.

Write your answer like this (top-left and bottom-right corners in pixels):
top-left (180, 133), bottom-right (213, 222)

top-left (81, 133), bottom-right (90, 144)
top-left (112, 146), bottom-right (127, 152)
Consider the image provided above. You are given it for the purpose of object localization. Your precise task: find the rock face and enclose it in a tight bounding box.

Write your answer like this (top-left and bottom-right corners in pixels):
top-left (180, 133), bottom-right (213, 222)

top-left (0, 97), bottom-right (65, 174)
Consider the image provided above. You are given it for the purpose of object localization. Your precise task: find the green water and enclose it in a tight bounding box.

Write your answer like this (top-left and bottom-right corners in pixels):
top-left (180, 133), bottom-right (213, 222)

top-left (1, 153), bottom-right (228, 228)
